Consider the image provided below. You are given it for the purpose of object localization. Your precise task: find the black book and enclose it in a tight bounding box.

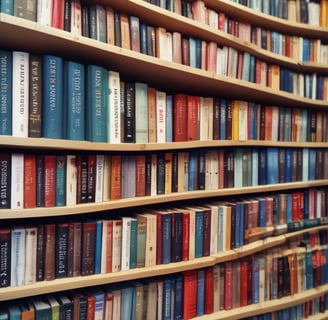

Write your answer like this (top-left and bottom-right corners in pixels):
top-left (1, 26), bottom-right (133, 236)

top-left (124, 82), bottom-right (135, 143)
top-left (55, 223), bottom-right (69, 278)
top-left (157, 152), bottom-right (165, 195)
top-left (36, 154), bottom-right (45, 207)
top-left (0, 153), bottom-right (11, 209)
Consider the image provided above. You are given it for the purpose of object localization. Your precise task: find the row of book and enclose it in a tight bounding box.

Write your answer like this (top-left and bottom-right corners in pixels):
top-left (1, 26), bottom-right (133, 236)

top-left (190, 0), bottom-right (328, 63)
top-left (2, 187), bottom-right (328, 287)
top-left (1, 147), bottom-right (327, 209)
top-left (230, 0), bottom-right (328, 27)
top-left (1, 232), bottom-right (328, 319)
top-left (2, 49), bottom-right (328, 143)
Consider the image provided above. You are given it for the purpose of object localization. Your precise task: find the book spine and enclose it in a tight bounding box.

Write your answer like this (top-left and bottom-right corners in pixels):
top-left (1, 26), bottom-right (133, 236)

top-left (0, 50), bottom-right (12, 135)
top-left (0, 153), bottom-right (11, 209)
top-left (0, 228), bottom-right (11, 287)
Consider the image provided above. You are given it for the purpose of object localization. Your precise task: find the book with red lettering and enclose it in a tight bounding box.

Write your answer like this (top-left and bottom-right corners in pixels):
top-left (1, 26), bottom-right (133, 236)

top-left (44, 155), bottom-right (56, 207)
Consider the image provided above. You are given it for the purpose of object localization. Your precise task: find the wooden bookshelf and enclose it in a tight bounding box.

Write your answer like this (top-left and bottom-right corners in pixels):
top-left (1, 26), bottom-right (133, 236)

top-left (1, 0), bottom-right (328, 318)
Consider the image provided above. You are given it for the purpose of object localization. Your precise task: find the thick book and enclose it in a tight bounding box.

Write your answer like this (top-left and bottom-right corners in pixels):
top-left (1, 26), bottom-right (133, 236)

top-left (0, 50), bottom-right (12, 135)
top-left (86, 64), bottom-right (108, 142)
top-left (12, 51), bottom-right (29, 137)
top-left (65, 60), bottom-right (85, 140)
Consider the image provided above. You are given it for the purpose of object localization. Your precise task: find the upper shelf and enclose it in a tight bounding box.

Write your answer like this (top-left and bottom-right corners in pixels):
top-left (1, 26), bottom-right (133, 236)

top-left (0, 13), bottom-right (327, 109)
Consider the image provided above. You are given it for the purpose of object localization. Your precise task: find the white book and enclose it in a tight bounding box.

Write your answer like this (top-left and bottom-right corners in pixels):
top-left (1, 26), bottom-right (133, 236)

top-left (70, 0), bottom-right (82, 35)
top-left (209, 204), bottom-right (219, 255)
top-left (205, 149), bottom-right (218, 190)
top-left (37, 0), bottom-right (52, 26)
top-left (151, 154), bottom-right (157, 196)
top-left (156, 90), bottom-right (166, 143)
top-left (135, 82), bottom-right (148, 143)
top-left (166, 32), bottom-right (173, 62)
top-left (199, 97), bottom-right (213, 140)
top-left (66, 155), bottom-right (77, 206)
top-left (112, 220), bottom-right (122, 272)
top-left (120, 217), bottom-right (131, 271)
top-left (108, 71), bottom-right (121, 143)
top-left (95, 154), bottom-right (104, 203)
top-left (208, 9), bottom-right (218, 29)
top-left (112, 290), bottom-right (121, 319)
top-left (11, 153), bottom-right (24, 209)
top-left (24, 226), bottom-right (37, 285)
top-left (12, 51), bottom-right (29, 137)
top-left (234, 148), bottom-right (243, 188)
top-left (11, 227), bottom-right (26, 286)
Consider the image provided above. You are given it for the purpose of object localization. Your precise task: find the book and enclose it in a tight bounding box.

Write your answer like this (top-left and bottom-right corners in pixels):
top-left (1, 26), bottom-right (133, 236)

top-left (11, 153), bottom-right (24, 209)
top-left (65, 60), bottom-right (85, 140)
top-left (0, 0), bottom-right (14, 14)
top-left (86, 65), bottom-right (108, 142)
top-left (173, 94), bottom-right (187, 141)
top-left (81, 221), bottom-right (96, 275)
top-left (124, 82), bottom-right (135, 143)
top-left (44, 155), bottom-right (56, 207)
top-left (42, 55), bottom-right (64, 139)
top-left (32, 298), bottom-right (51, 320)
top-left (10, 226), bottom-right (26, 286)
top-left (111, 219), bottom-right (122, 272)
top-left (108, 70), bottom-right (121, 143)
top-left (183, 270), bottom-right (197, 319)
top-left (12, 51), bottom-right (29, 137)
top-left (24, 226), bottom-right (37, 285)
top-left (135, 82), bottom-right (148, 143)
top-left (0, 50), bottom-right (12, 135)
top-left (89, 4), bottom-right (106, 42)
top-left (0, 228), bottom-right (11, 287)
top-left (44, 295), bottom-right (60, 320)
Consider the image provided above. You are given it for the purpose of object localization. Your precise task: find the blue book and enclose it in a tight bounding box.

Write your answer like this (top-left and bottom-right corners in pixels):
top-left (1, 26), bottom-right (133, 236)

top-left (173, 275), bottom-right (183, 319)
top-left (0, 50), bottom-right (12, 135)
top-left (65, 61), bottom-right (85, 141)
top-left (140, 22), bottom-right (148, 54)
top-left (0, 0), bottom-right (13, 14)
top-left (219, 98), bottom-right (227, 140)
top-left (266, 147), bottom-right (279, 184)
top-left (305, 251), bottom-right (313, 290)
top-left (129, 218), bottom-right (138, 269)
top-left (7, 304), bottom-right (20, 320)
top-left (284, 148), bottom-right (292, 182)
top-left (55, 155), bottom-right (66, 206)
top-left (248, 102), bottom-right (257, 140)
top-left (42, 55), bottom-right (64, 139)
top-left (196, 269), bottom-right (205, 316)
top-left (120, 286), bottom-right (134, 320)
top-left (195, 38), bottom-right (201, 69)
top-left (258, 198), bottom-right (266, 227)
top-left (249, 55), bottom-right (255, 82)
top-left (316, 75), bottom-right (324, 100)
top-left (285, 193), bottom-right (293, 223)
top-left (165, 95), bottom-right (173, 142)
top-left (302, 38), bottom-right (311, 62)
top-left (195, 209), bottom-right (204, 258)
top-left (162, 278), bottom-right (172, 320)
top-left (86, 65), bottom-right (108, 142)
top-left (0, 312), bottom-right (8, 320)
top-left (189, 37), bottom-right (197, 68)
top-left (258, 148), bottom-right (267, 185)
top-left (252, 255), bottom-right (260, 304)
top-left (188, 151), bottom-right (197, 191)
top-left (94, 220), bottom-right (103, 274)
top-left (162, 212), bottom-right (172, 264)
top-left (308, 148), bottom-right (316, 180)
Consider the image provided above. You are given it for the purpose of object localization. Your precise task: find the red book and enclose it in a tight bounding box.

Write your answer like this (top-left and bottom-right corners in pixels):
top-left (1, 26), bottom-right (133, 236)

top-left (218, 12), bottom-right (226, 31)
top-left (152, 211), bottom-right (163, 265)
top-left (182, 210), bottom-right (190, 261)
top-left (187, 95), bottom-right (200, 141)
top-left (44, 155), bottom-right (56, 207)
top-left (204, 267), bottom-right (214, 314)
top-left (206, 41), bottom-right (217, 72)
top-left (51, 0), bottom-right (65, 29)
top-left (110, 155), bottom-right (121, 200)
top-left (291, 192), bottom-right (302, 221)
top-left (182, 37), bottom-right (190, 66)
top-left (240, 258), bottom-right (249, 306)
top-left (24, 154), bottom-right (37, 208)
top-left (87, 154), bottom-right (96, 202)
top-left (103, 219), bottom-right (113, 273)
top-left (224, 261), bottom-right (233, 310)
top-left (183, 270), bottom-right (197, 319)
top-left (264, 106), bottom-right (273, 141)
top-left (173, 94), bottom-right (188, 142)
top-left (135, 154), bottom-right (146, 196)
top-left (81, 221), bottom-right (96, 276)
top-left (86, 294), bottom-right (96, 320)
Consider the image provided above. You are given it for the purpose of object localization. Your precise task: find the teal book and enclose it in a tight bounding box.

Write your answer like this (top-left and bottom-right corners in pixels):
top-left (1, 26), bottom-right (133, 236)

top-left (120, 286), bottom-right (134, 320)
top-left (7, 304), bottom-right (21, 320)
top-left (195, 209), bottom-right (204, 258)
top-left (94, 219), bottom-right (103, 274)
top-left (0, 312), bottom-right (8, 320)
top-left (129, 217), bottom-right (138, 269)
top-left (0, 0), bottom-right (13, 14)
top-left (135, 82), bottom-right (148, 143)
top-left (65, 60), bottom-right (85, 141)
top-left (0, 50), bottom-right (12, 135)
top-left (86, 64), bottom-right (108, 142)
top-left (32, 299), bottom-right (52, 320)
top-left (42, 55), bottom-right (64, 139)
top-left (55, 155), bottom-right (66, 206)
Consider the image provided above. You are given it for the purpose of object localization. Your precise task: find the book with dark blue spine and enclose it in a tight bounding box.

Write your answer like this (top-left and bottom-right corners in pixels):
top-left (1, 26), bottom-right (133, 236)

top-left (161, 211), bottom-right (172, 264)
top-left (140, 22), bottom-right (148, 54)
top-left (55, 223), bottom-right (69, 278)
top-left (86, 64), bottom-right (108, 142)
top-left (308, 148), bottom-right (316, 180)
top-left (284, 148), bottom-right (292, 182)
top-left (162, 278), bottom-right (172, 320)
top-left (305, 250), bottom-right (313, 289)
top-left (258, 148), bottom-right (267, 185)
top-left (0, 50), bottom-right (12, 135)
top-left (171, 211), bottom-right (183, 262)
top-left (173, 275), bottom-right (183, 319)
top-left (219, 98), bottom-right (227, 140)
top-left (65, 60), bottom-right (85, 141)
top-left (129, 218), bottom-right (138, 268)
top-left (196, 269), bottom-right (205, 316)
top-left (188, 150), bottom-right (197, 191)
top-left (42, 55), bottom-right (64, 139)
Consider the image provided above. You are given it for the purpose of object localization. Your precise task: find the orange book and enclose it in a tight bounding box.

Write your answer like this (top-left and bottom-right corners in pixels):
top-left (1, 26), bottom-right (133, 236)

top-left (187, 95), bottom-right (200, 141)
top-left (268, 65), bottom-right (280, 90)
top-left (110, 155), bottom-right (121, 200)
top-left (106, 6), bottom-right (115, 45)
top-left (164, 152), bottom-right (172, 194)
top-left (135, 154), bottom-right (146, 196)
top-left (51, 0), bottom-right (65, 29)
top-left (147, 87), bottom-right (157, 143)
top-left (120, 13), bottom-right (131, 49)
top-left (264, 105), bottom-right (273, 141)
top-left (24, 154), bottom-right (37, 208)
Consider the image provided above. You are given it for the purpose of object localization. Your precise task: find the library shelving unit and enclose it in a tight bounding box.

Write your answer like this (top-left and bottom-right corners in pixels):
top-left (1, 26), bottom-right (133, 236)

top-left (1, 0), bottom-right (328, 319)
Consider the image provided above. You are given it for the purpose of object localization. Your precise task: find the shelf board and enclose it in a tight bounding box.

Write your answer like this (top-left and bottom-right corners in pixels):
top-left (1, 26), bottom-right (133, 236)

top-left (2, 135), bottom-right (328, 152)
top-left (1, 180), bottom-right (328, 219)
top-left (1, 13), bottom-right (327, 107)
